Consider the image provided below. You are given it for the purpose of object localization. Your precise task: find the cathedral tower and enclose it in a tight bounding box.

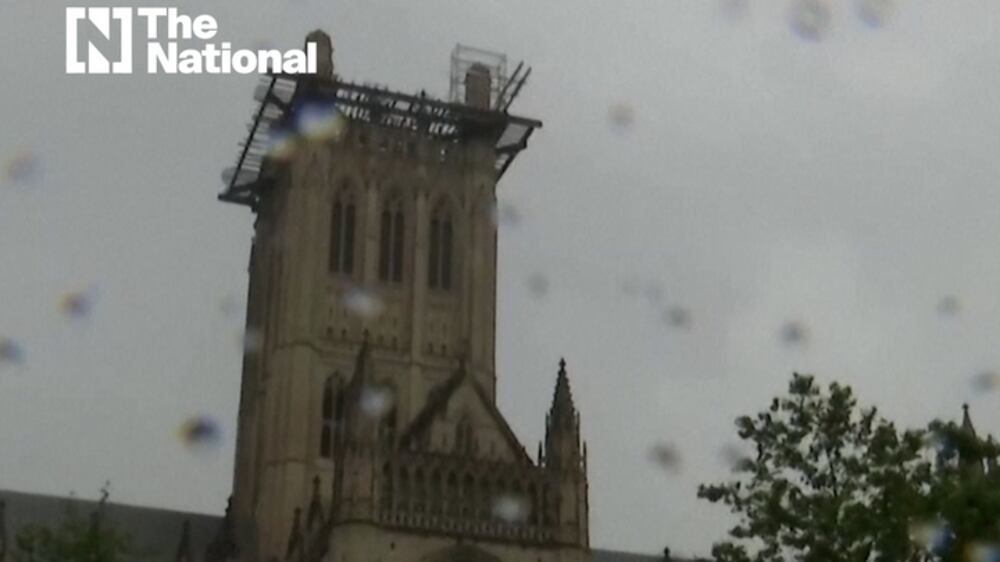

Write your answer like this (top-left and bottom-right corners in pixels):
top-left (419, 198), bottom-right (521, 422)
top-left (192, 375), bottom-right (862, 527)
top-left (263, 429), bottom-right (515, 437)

top-left (219, 33), bottom-right (588, 562)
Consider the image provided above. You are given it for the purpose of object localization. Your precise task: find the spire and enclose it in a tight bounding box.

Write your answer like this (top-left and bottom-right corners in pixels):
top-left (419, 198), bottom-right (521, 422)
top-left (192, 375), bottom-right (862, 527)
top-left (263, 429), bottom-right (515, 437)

top-left (550, 358), bottom-right (577, 428)
top-left (962, 403), bottom-right (977, 438)
top-left (545, 358), bottom-right (582, 469)
top-left (306, 476), bottom-right (323, 528)
top-left (175, 520), bottom-right (192, 562)
top-left (205, 497), bottom-right (239, 562)
top-left (285, 508), bottom-right (303, 558)
top-left (959, 404), bottom-right (985, 478)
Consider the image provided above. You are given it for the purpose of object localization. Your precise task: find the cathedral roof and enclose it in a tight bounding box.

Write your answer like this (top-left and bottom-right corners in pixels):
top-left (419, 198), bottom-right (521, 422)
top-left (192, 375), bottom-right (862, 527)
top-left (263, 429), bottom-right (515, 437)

top-left (0, 489), bottom-right (677, 562)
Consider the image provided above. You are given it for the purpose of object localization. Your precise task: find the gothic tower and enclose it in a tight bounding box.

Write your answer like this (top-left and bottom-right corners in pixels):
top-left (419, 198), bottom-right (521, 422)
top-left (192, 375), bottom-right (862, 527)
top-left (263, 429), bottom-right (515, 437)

top-left (219, 32), bottom-right (588, 562)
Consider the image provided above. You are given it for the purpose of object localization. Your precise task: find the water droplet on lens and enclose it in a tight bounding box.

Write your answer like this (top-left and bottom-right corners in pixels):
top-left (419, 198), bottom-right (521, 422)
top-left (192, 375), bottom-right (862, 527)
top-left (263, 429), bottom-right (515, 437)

top-left (343, 286), bottom-right (385, 319)
top-left (789, 0), bottom-right (831, 41)
top-left (525, 273), bottom-right (549, 299)
top-left (648, 442), bottom-right (682, 474)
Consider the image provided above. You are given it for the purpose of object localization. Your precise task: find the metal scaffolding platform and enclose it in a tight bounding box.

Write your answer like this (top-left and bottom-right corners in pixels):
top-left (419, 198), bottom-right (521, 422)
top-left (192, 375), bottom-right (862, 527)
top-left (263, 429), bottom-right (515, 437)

top-left (219, 56), bottom-right (541, 210)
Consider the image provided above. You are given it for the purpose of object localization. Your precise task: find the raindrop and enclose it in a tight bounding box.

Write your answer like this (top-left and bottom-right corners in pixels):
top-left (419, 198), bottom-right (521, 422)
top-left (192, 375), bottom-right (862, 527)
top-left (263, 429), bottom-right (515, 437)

top-left (0, 338), bottom-right (24, 365)
top-left (780, 321), bottom-right (808, 345)
top-left (971, 370), bottom-right (1000, 394)
top-left (908, 519), bottom-right (952, 556)
top-left (856, 0), bottom-right (895, 28)
top-left (663, 306), bottom-right (692, 330)
top-left (343, 286), bottom-right (385, 319)
top-left (789, 0), bottom-right (831, 42)
top-left (525, 273), bottom-right (549, 299)
top-left (58, 289), bottom-right (95, 320)
top-left (178, 416), bottom-right (223, 454)
top-left (718, 444), bottom-right (749, 472)
top-left (295, 101), bottom-right (347, 142)
top-left (3, 150), bottom-right (41, 185)
top-left (490, 201), bottom-right (522, 228)
top-left (360, 385), bottom-right (394, 418)
top-left (219, 294), bottom-right (243, 320)
top-left (938, 295), bottom-right (961, 317)
top-left (966, 543), bottom-right (1000, 562)
top-left (607, 103), bottom-right (635, 132)
top-left (719, 0), bottom-right (749, 21)
top-left (648, 442), bottom-right (682, 474)
top-left (241, 328), bottom-right (264, 354)
top-left (492, 494), bottom-right (529, 523)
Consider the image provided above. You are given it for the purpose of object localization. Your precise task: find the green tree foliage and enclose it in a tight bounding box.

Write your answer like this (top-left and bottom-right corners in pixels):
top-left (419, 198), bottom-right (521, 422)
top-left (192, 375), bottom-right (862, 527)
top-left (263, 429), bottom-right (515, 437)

top-left (697, 373), bottom-right (934, 562)
top-left (13, 488), bottom-right (136, 562)
top-left (923, 418), bottom-right (1000, 561)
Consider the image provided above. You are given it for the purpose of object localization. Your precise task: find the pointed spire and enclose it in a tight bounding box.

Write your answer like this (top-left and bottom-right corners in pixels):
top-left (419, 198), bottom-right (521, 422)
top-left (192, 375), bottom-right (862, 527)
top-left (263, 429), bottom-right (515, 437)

top-left (175, 520), bottom-right (192, 562)
top-left (962, 403), bottom-right (977, 438)
top-left (550, 358), bottom-right (577, 427)
top-left (959, 404), bottom-right (985, 478)
top-left (286, 508), bottom-right (303, 558)
top-left (307, 476), bottom-right (323, 528)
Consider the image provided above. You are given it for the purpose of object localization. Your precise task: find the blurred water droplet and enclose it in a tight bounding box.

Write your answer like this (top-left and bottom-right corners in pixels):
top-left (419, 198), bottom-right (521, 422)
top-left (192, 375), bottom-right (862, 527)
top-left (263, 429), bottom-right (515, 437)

top-left (241, 328), bottom-right (264, 354)
top-left (908, 519), bottom-right (952, 555)
top-left (789, 0), bottom-right (831, 41)
top-left (295, 101), bottom-right (346, 142)
top-left (856, 0), bottom-right (895, 28)
top-left (0, 338), bottom-right (24, 365)
top-left (178, 415), bottom-right (223, 455)
top-left (619, 277), bottom-right (642, 298)
top-left (780, 321), bottom-right (808, 345)
top-left (719, 0), bottom-right (749, 21)
top-left (525, 273), bottom-right (549, 299)
top-left (966, 542), bottom-right (1000, 562)
top-left (58, 289), bottom-right (95, 320)
top-left (219, 294), bottom-right (242, 320)
top-left (971, 371), bottom-right (999, 393)
top-left (266, 127), bottom-right (298, 160)
top-left (938, 295), bottom-right (961, 317)
top-left (643, 282), bottom-right (663, 303)
top-left (608, 103), bottom-right (635, 132)
top-left (360, 385), bottom-right (394, 418)
top-left (343, 286), bottom-right (385, 319)
top-left (490, 201), bottom-right (522, 228)
top-left (492, 494), bottom-right (529, 523)
top-left (718, 444), bottom-right (748, 471)
top-left (4, 150), bottom-right (41, 185)
top-left (663, 306), bottom-right (692, 330)
top-left (648, 442), bottom-right (682, 474)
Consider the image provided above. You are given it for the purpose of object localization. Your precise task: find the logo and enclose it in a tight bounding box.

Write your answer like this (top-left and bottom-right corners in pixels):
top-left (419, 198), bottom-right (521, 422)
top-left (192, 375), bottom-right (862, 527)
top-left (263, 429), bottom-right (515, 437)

top-left (66, 7), bottom-right (317, 75)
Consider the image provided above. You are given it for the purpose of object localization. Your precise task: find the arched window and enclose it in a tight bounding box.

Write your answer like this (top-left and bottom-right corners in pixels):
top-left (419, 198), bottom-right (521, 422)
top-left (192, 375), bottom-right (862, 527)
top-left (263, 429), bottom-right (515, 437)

top-left (320, 377), bottom-right (334, 458)
top-left (379, 195), bottom-right (405, 283)
top-left (428, 203), bottom-right (454, 290)
top-left (329, 184), bottom-right (356, 275)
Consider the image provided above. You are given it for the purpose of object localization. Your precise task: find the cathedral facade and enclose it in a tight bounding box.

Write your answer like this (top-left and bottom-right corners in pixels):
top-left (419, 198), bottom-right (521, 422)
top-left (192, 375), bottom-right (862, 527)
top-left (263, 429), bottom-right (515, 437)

top-left (218, 30), bottom-right (590, 562)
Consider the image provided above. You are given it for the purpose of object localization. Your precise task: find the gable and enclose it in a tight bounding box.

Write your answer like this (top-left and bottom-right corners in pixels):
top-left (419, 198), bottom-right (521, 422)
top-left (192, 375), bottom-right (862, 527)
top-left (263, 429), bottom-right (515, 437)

top-left (399, 369), bottom-right (532, 465)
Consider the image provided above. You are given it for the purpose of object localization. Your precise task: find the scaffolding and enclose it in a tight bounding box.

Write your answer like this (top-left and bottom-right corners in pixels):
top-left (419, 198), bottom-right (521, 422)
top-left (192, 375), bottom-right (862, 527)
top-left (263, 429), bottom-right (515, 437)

top-left (220, 47), bottom-right (540, 210)
top-left (448, 44), bottom-right (531, 111)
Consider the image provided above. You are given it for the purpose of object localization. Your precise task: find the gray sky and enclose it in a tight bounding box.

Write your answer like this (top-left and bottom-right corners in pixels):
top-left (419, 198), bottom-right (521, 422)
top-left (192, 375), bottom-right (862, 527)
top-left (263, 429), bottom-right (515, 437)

top-left (2, 0), bottom-right (1000, 557)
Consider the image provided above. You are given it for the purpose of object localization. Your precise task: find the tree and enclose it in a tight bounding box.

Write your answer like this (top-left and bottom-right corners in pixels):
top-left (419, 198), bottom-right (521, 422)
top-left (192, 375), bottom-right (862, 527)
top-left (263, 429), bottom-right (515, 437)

top-left (698, 373), bottom-right (934, 562)
top-left (921, 415), bottom-right (1000, 562)
top-left (13, 486), bottom-right (137, 562)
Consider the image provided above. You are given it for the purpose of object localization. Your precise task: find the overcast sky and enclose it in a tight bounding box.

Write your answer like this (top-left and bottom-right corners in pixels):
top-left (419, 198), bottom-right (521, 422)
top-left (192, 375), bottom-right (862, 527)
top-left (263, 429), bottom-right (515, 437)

top-left (2, 0), bottom-right (1000, 557)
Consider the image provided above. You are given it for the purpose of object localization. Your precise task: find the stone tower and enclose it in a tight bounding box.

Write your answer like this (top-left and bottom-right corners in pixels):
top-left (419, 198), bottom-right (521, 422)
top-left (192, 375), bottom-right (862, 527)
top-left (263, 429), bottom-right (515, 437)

top-left (219, 32), bottom-right (588, 562)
